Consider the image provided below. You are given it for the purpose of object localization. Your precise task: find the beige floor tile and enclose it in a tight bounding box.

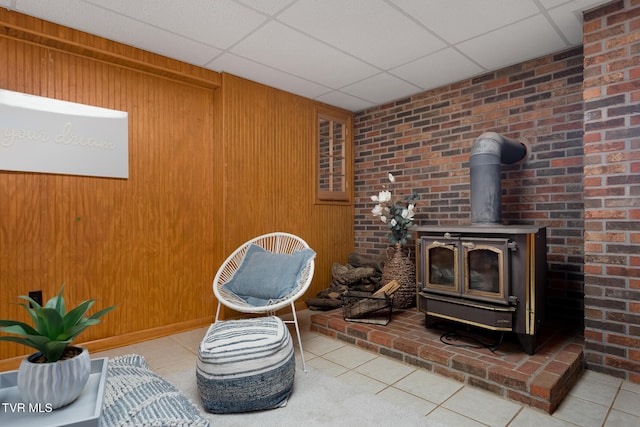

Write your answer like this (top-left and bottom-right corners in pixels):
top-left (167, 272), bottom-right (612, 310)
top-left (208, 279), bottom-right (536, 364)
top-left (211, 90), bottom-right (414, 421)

top-left (89, 309), bottom-right (631, 427)
top-left (135, 343), bottom-right (196, 371)
top-left (604, 409), bottom-right (640, 427)
top-left (92, 345), bottom-right (138, 359)
top-left (508, 407), bottom-right (576, 427)
top-left (322, 345), bottom-right (377, 369)
top-left (552, 395), bottom-right (608, 427)
top-left (305, 355), bottom-right (349, 377)
top-left (302, 334), bottom-right (346, 356)
top-left (441, 386), bottom-right (521, 426)
top-left (377, 386), bottom-right (437, 416)
top-left (154, 356), bottom-right (197, 377)
top-left (612, 388), bottom-right (640, 417)
top-left (393, 369), bottom-right (462, 404)
top-left (171, 327), bottom-right (208, 352)
top-left (129, 335), bottom-right (178, 353)
top-left (621, 380), bottom-right (640, 394)
top-left (569, 373), bottom-right (619, 406)
top-left (337, 370), bottom-right (387, 394)
top-left (425, 407), bottom-right (488, 427)
top-left (580, 369), bottom-right (623, 388)
top-left (354, 355), bottom-right (415, 385)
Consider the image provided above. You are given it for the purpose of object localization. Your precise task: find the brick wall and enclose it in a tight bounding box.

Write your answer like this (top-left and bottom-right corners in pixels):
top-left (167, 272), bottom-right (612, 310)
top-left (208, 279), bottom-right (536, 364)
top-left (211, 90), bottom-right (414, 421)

top-left (582, 0), bottom-right (640, 382)
top-left (353, 0), bottom-right (640, 383)
top-left (354, 46), bottom-right (586, 323)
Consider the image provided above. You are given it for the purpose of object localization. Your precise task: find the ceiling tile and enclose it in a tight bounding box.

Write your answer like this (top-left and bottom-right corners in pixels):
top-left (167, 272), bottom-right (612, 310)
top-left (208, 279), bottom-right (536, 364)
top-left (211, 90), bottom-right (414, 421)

top-left (456, 14), bottom-right (568, 70)
top-left (341, 73), bottom-right (422, 105)
top-left (546, 0), bottom-right (611, 45)
top-left (230, 21), bottom-right (379, 88)
top-left (207, 53), bottom-right (330, 99)
top-left (391, 0), bottom-right (540, 44)
top-left (83, 0), bottom-right (267, 49)
top-left (391, 48), bottom-right (485, 91)
top-left (278, 0), bottom-right (445, 69)
top-left (9, 0), bottom-right (613, 111)
top-left (16, 0), bottom-right (223, 66)
top-left (235, 0), bottom-right (297, 15)
top-left (539, 0), bottom-right (601, 9)
top-left (315, 91), bottom-right (376, 113)
top-left (538, 0), bottom-right (568, 7)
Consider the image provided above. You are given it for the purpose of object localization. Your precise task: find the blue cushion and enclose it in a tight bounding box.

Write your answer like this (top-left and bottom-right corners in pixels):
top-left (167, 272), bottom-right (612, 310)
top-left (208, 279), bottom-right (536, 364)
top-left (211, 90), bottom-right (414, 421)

top-left (222, 244), bottom-right (315, 306)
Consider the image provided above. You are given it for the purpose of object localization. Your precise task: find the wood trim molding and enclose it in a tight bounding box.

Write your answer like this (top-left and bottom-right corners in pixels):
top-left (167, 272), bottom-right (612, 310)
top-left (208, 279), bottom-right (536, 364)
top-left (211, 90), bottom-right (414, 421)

top-left (0, 316), bottom-right (213, 371)
top-left (0, 9), bottom-right (221, 89)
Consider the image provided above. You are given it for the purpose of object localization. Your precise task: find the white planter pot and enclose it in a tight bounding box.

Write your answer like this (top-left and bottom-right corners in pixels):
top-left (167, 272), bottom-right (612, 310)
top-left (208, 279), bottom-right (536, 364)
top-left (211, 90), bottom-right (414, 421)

top-left (17, 346), bottom-right (91, 409)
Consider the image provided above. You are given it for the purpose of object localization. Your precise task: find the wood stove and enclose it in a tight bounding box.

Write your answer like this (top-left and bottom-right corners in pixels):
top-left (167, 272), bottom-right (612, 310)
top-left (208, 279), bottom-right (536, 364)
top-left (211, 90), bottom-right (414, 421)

top-left (415, 225), bottom-right (546, 354)
top-left (414, 132), bottom-right (547, 354)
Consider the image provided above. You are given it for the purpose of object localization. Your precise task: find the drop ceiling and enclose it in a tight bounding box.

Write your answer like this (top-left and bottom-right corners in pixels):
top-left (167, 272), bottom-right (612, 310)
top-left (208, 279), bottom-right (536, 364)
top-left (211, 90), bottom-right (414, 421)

top-left (3, 0), bottom-right (610, 112)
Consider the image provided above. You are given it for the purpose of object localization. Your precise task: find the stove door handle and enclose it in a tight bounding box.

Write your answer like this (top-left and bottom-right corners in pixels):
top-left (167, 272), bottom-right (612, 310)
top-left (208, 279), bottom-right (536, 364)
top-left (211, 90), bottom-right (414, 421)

top-left (432, 241), bottom-right (454, 248)
top-left (462, 242), bottom-right (476, 249)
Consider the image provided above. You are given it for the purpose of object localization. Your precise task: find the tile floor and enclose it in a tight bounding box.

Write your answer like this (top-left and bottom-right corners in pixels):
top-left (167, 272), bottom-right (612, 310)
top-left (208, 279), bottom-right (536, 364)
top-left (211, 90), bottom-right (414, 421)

top-left (94, 310), bottom-right (640, 427)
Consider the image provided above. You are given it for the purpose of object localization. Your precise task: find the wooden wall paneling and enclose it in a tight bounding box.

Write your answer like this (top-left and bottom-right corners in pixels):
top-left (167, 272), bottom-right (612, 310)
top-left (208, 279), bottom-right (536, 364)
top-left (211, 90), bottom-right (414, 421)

top-left (220, 74), bottom-right (354, 318)
top-left (1, 9), bottom-right (353, 364)
top-left (0, 13), bottom-right (222, 362)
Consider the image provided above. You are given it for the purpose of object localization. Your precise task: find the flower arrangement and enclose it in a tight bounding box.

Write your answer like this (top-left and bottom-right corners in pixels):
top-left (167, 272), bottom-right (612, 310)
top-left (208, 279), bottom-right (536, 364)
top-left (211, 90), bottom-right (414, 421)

top-left (370, 173), bottom-right (418, 246)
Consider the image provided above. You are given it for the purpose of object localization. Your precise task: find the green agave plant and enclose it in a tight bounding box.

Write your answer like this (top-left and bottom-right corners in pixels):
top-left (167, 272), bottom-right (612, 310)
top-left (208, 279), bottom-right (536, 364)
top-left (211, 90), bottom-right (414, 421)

top-left (0, 284), bottom-right (116, 363)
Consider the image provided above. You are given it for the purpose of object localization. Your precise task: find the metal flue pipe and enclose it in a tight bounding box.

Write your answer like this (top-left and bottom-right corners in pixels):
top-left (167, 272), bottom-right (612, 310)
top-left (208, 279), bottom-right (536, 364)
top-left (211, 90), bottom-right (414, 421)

top-left (470, 132), bottom-right (527, 224)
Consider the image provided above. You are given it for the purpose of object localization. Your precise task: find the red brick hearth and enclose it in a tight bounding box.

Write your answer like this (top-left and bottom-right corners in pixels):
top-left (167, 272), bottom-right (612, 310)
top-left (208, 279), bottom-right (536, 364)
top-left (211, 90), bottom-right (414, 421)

top-left (310, 309), bottom-right (584, 413)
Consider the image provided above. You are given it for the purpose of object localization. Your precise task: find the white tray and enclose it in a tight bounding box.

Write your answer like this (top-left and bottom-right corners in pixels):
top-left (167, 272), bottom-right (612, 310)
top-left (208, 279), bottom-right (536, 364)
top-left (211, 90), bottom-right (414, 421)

top-left (0, 357), bottom-right (108, 427)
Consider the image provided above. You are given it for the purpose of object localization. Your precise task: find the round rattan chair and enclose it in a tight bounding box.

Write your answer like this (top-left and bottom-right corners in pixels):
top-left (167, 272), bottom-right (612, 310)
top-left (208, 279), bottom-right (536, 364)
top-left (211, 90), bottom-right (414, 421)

top-left (213, 232), bottom-right (315, 372)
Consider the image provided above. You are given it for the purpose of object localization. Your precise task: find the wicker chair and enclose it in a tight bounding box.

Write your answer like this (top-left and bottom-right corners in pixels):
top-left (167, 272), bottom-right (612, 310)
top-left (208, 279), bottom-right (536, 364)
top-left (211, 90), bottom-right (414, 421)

top-left (213, 232), bottom-right (315, 372)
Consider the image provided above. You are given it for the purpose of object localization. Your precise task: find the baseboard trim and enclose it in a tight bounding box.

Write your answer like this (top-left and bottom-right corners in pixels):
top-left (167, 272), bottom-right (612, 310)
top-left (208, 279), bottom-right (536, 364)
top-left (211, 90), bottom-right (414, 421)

top-left (0, 316), bottom-right (213, 371)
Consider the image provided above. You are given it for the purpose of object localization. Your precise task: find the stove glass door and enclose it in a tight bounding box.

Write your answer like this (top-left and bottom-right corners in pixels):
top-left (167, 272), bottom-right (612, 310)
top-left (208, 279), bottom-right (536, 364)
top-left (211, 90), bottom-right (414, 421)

top-left (421, 237), bottom-right (460, 296)
top-left (463, 238), bottom-right (509, 304)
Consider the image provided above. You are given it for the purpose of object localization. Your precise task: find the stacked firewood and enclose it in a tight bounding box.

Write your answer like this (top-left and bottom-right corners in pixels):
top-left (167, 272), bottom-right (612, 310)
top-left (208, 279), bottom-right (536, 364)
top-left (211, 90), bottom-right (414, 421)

top-left (305, 252), bottom-right (398, 311)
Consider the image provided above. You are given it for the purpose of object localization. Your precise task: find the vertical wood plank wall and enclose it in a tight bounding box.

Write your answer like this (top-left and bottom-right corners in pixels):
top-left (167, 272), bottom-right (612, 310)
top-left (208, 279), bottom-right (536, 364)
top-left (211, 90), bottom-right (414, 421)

top-left (0, 12), bottom-right (221, 362)
top-left (220, 74), bottom-right (354, 318)
top-left (0, 11), bottom-right (354, 364)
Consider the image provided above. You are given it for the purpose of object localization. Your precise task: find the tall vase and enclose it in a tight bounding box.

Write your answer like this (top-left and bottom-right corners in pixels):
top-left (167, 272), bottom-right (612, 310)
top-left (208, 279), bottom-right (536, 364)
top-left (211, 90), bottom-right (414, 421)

top-left (381, 243), bottom-right (416, 309)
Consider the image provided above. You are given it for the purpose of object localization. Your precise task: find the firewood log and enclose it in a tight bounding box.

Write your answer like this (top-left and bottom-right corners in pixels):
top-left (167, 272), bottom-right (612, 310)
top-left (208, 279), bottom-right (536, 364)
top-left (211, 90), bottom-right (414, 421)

top-left (332, 263), bottom-right (377, 285)
top-left (348, 253), bottom-right (385, 271)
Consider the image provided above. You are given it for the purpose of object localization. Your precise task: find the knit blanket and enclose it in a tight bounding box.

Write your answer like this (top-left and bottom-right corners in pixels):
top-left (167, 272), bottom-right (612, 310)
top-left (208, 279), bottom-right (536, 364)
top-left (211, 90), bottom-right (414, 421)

top-left (102, 354), bottom-right (209, 427)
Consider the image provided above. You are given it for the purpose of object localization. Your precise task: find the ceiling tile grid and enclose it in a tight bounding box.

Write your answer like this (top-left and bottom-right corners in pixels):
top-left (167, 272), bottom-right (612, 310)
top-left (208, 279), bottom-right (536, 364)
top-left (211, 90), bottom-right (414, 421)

top-left (7, 0), bottom-right (611, 111)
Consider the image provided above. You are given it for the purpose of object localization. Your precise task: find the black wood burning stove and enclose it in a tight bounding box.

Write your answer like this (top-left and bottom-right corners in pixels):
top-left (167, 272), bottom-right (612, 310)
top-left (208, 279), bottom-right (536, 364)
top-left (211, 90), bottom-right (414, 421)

top-left (415, 133), bottom-right (547, 354)
top-left (415, 225), bottom-right (546, 354)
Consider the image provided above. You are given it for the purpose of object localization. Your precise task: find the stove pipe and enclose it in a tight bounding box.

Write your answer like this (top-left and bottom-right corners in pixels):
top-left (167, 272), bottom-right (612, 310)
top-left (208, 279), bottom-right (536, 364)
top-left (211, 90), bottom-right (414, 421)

top-left (470, 132), bottom-right (527, 224)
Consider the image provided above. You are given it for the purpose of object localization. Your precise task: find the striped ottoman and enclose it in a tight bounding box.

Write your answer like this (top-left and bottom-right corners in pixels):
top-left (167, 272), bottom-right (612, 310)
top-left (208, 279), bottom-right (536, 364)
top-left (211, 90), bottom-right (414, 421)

top-left (196, 316), bottom-right (295, 413)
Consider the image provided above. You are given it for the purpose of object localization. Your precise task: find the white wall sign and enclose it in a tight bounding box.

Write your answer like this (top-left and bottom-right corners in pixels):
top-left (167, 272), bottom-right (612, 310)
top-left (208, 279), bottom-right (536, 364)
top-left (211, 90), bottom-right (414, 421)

top-left (0, 89), bottom-right (129, 179)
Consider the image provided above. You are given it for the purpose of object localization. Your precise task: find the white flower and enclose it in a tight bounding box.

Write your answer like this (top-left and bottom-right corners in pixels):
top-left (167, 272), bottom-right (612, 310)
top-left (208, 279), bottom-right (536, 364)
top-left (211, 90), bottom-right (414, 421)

top-left (368, 174), bottom-right (418, 246)
top-left (378, 190), bottom-right (392, 203)
top-left (402, 205), bottom-right (415, 220)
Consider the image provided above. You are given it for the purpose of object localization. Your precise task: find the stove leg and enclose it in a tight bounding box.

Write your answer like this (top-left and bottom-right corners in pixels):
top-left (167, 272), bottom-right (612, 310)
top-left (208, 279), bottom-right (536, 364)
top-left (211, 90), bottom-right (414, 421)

top-left (424, 314), bottom-right (437, 329)
top-left (517, 333), bottom-right (536, 355)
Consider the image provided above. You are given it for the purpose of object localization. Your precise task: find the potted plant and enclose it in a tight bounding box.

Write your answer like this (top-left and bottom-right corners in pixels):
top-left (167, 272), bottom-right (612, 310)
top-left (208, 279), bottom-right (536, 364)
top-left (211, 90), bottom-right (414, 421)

top-left (0, 284), bottom-right (116, 409)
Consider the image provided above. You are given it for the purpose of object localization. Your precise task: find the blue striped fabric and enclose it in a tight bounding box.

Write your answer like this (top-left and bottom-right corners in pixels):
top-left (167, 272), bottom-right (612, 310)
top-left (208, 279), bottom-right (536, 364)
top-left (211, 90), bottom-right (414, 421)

top-left (196, 316), bottom-right (295, 413)
top-left (103, 354), bottom-right (209, 427)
